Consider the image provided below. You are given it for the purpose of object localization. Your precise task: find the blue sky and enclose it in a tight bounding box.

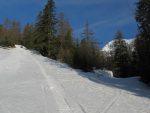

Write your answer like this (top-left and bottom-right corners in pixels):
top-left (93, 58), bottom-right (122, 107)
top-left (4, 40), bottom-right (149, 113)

top-left (0, 0), bottom-right (138, 47)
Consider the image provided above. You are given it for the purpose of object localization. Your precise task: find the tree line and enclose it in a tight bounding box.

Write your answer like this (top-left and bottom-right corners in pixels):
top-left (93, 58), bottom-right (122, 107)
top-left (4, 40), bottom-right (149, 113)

top-left (0, 0), bottom-right (150, 84)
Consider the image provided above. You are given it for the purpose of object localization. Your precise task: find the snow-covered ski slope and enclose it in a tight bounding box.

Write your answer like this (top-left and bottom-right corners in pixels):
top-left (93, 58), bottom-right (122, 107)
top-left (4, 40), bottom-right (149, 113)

top-left (0, 45), bottom-right (150, 113)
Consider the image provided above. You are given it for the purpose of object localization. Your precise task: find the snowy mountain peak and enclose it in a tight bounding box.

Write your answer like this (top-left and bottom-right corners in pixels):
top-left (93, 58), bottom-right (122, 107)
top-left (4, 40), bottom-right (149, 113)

top-left (102, 38), bottom-right (134, 52)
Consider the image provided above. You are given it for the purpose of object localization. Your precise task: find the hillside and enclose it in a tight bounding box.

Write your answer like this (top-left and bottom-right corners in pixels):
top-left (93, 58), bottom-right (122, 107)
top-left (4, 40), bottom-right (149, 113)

top-left (0, 46), bottom-right (150, 113)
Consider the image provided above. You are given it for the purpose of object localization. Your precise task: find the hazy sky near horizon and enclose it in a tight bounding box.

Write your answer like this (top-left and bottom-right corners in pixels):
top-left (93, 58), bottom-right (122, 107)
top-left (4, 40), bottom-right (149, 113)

top-left (0, 0), bottom-right (138, 46)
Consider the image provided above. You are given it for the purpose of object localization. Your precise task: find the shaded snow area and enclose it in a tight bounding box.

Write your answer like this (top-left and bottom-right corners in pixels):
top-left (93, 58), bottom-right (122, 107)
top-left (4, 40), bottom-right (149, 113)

top-left (0, 45), bottom-right (150, 113)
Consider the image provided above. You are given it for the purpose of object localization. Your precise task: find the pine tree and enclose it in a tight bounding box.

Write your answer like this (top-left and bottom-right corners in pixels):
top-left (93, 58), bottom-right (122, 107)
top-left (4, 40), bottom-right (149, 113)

top-left (34, 0), bottom-right (57, 58)
top-left (0, 25), bottom-right (3, 38)
top-left (73, 38), bottom-right (80, 68)
top-left (0, 19), bottom-right (21, 47)
top-left (0, 25), bottom-right (4, 45)
top-left (10, 21), bottom-right (21, 45)
top-left (113, 31), bottom-right (131, 77)
top-left (34, 11), bottom-right (44, 50)
top-left (75, 22), bottom-right (101, 71)
top-left (135, 0), bottom-right (150, 83)
top-left (0, 25), bottom-right (2, 30)
top-left (56, 13), bottom-right (75, 65)
top-left (22, 23), bottom-right (34, 49)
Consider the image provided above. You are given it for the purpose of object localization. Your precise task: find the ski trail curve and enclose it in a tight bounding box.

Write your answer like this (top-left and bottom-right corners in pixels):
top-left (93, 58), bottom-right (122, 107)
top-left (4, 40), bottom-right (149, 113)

top-left (30, 55), bottom-right (72, 113)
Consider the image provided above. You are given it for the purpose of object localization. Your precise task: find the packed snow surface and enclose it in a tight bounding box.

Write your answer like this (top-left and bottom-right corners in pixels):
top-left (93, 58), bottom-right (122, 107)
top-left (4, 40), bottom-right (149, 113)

top-left (0, 45), bottom-right (150, 113)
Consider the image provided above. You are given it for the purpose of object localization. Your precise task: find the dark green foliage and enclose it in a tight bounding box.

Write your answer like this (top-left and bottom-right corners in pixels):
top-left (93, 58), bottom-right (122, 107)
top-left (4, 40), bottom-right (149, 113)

top-left (73, 22), bottom-right (103, 71)
top-left (0, 25), bottom-right (4, 45)
top-left (135, 0), bottom-right (150, 34)
top-left (57, 30), bottom-right (75, 65)
top-left (73, 39), bottom-right (80, 68)
top-left (103, 53), bottom-right (114, 71)
top-left (113, 31), bottom-right (131, 77)
top-left (0, 25), bottom-right (2, 31)
top-left (57, 13), bottom-right (75, 65)
top-left (135, 0), bottom-right (150, 83)
top-left (34, 0), bottom-right (57, 58)
top-left (0, 19), bottom-right (21, 47)
top-left (135, 36), bottom-right (150, 83)
top-left (22, 23), bottom-right (34, 49)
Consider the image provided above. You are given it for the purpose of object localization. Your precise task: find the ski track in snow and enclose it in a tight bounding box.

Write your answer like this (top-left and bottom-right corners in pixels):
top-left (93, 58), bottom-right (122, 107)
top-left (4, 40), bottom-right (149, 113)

top-left (100, 89), bottom-right (122, 113)
top-left (32, 53), bottom-right (87, 113)
top-left (0, 46), bottom-right (150, 113)
top-left (30, 53), bottom-right (72, 113)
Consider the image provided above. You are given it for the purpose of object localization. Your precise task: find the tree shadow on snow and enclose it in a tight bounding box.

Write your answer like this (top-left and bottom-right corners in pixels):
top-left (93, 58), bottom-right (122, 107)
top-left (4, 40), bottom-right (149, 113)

top-left (74, 70), bottom-right (150, 99)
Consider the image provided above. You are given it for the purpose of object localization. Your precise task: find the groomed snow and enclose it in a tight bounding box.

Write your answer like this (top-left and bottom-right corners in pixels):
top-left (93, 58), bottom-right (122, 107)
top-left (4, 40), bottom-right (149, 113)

top-left (0, 45), bottom-right (150, 113)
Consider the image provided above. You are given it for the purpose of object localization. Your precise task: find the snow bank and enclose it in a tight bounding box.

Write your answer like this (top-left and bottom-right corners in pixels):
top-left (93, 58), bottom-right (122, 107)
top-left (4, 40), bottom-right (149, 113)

top-left (94, 69), bottom-right (113, 78)
top-left (15, 45), bottom-right (26, 49)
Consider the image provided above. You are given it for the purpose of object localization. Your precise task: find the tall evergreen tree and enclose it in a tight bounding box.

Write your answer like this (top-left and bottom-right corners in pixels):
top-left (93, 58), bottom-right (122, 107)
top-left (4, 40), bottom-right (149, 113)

top-left (75, 22), bottom-right (101, 71)
top-left (135, 0), bottom-right (150, 83)
top-left (0, 25), bottom-right (4, 45)
top-left (0, 25), bottom-right (2, 30)
top-left (22, 23), bottom-right (34, 49)
top-left (10, 21), bottom-right (21, 45)
top-left (0, 23), bottom-right (10, 47)
top-left (0, 25), bottom-right (3, 37)
top-left (113, 31), bottom-right (131, 77)
top-left (73, 38), bottom-right (81, 68)
top-left (57, 13), bottom-right (75, 65)
top-left (34, 0), bottom-right (57, 58)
